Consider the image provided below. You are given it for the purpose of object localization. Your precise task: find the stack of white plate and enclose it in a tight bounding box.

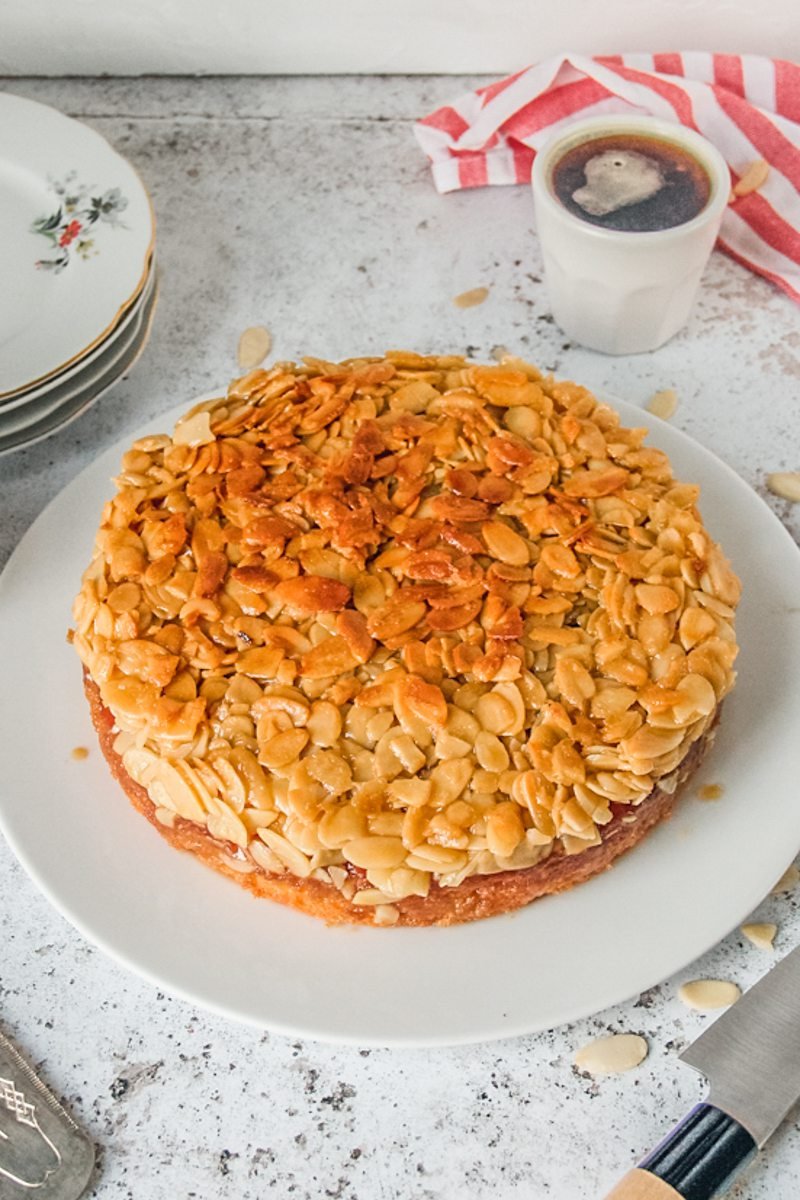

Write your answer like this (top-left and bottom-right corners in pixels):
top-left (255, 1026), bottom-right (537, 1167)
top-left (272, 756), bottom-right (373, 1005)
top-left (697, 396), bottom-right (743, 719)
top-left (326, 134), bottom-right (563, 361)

top-left (0, 93), bottom-right (157, 456)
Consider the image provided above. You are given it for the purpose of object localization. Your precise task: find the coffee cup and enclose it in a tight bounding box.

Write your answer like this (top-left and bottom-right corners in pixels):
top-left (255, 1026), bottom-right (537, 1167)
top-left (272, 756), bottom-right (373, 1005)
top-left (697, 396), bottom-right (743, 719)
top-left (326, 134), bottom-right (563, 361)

top-left (531, 115), bottom-right (731, 355)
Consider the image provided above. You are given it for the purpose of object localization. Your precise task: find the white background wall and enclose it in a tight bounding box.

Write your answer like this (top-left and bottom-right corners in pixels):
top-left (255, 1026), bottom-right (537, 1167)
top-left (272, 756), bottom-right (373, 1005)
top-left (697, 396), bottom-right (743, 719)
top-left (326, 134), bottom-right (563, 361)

top-left (1, 0), bottom-right (799, 76)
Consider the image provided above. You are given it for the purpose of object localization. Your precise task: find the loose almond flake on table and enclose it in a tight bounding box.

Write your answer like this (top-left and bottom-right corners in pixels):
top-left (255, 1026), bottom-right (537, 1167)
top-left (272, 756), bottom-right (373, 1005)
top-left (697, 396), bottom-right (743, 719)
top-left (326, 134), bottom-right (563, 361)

top-left (678, 979), bottom-right (741, 1010)
top-left (741, 923), bottom-right (778, 951)
top-left (574, 1033), bottom-right (648, 1076)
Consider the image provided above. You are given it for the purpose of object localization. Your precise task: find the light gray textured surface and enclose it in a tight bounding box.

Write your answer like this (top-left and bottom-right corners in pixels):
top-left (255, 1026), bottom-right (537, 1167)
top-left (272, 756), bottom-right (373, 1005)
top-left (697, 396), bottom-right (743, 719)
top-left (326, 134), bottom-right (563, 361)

top-left (0, 76), bottom-right (799, 1200)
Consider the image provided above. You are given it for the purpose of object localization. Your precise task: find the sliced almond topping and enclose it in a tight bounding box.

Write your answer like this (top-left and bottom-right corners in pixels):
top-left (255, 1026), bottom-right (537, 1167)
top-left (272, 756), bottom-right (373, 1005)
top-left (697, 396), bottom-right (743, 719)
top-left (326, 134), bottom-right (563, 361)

top-left (237, 325), bottom-right (272, 370)
top-left (481, 520), bottom-right (530, 566)
top-left (351, 887), bottom-right (395, 906)
top-left (299, 636), bottom-right (359, 680)
top-left (574, 1033), bottom-right (648, 1075)
top-left (232, 565), bottom-right (279, 595)
top-left (258, 827), bottom-right (312, 877)
top-left (73, 348), bottom-right (741, 916)
top-left (678, 979), bottom-right (741, 1010)
top-left (258, 727), bottom-right (309, 770)
top-left (173, 409), bottom-right (215, 447)
top-left (398, 675), bottom-right (448, 727)
top-left (741, 922), bottom-right (777, 951)
top-left (635, 583), bottom-right (680, 615)
top-left (336, 609), bottom-right (376, 663)
top-left (453, 286), bottom-right (489, 309)
top-left (343, 837), bottom-right (407, 869)
top-left (563, 466), bottom-right (629, 498)
top-left (766, 472), bottom-right (800, 503)
top-left (274, 576), bottom-right (351, 615)
top-left (486, 801), bottom-right (525, 858)
top-left (367, 599), bottom-right (426, 641)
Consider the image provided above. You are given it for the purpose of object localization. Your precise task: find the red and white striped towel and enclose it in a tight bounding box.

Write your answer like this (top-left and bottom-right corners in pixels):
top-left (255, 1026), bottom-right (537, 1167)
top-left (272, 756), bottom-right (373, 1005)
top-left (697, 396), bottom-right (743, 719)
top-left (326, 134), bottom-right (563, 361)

top-left (414, 53), bottom-right (800, 303)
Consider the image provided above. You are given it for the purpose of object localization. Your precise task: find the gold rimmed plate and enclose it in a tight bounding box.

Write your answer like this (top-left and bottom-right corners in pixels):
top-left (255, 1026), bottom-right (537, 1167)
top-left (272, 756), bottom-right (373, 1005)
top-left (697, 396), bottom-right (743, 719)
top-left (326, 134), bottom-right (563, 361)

top-left (0, 249), bottom-right (155, 413)
top-left (0, 263), bottom-right (158, 455)
top-left (0, 92), bottom-right (155, 398)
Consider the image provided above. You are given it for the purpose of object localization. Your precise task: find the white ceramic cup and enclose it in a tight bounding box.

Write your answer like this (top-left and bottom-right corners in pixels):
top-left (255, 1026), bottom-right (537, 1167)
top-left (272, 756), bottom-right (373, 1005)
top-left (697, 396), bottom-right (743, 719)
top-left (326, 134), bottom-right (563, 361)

top-left (531, 115), bottom-right (731, 355)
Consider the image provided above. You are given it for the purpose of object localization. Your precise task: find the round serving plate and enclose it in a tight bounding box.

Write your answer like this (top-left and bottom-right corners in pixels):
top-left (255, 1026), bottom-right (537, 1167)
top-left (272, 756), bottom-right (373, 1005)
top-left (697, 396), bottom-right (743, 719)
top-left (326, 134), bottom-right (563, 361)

top-left (0, 396), bottom-right (799, 1046)
top-left (0, 269), bottom-right (158, 456)
top-left (0, 92), bottom-right (154, 398)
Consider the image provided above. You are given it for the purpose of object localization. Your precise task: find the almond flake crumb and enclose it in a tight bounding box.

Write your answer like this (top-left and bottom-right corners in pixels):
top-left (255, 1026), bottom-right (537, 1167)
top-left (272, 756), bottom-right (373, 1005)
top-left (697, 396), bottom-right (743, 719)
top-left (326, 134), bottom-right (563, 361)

top-left (733, 159), bottom-right (770, 198)
top-left (766, 472), bottom-right (800, 503)
top-left (173, 409), bottom-right (215, 448)
top-left (678, 979), bottom-right (741, 1010)
top-left (646, 389), bottom-right (678, 421)
top-left (741, 922), bottom-right (777, 951)
top-left (771, 863), bottom-right (800, 893)
top-left (453, 287), bottom-right (489, 309)
top-left (373, 903), bottom-right (400, 926)
top-left (237, 325), bottom-right (272, 371)
top-left (697, 783), bottom-right (723, 801)
top-left (491, 344), bottom-right (510, 361)
top-left (574, 1033), bottom-right (648, 1075)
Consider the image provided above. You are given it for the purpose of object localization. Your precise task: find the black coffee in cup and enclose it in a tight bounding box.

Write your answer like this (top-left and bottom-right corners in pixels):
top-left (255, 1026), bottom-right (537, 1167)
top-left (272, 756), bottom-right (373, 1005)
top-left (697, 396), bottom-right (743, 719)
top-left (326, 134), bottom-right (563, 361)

top-left (551, 132), bottom-right (712, 232)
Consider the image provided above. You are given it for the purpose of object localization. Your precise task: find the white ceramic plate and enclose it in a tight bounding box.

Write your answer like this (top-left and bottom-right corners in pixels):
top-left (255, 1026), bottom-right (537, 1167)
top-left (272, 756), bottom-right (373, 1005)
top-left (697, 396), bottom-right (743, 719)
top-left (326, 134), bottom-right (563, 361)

top-left (0, 252), bottom-right (155, 413)
top-left (0, 92), bottom-right (154, 397)
top-left (0, 263), bottom-right (157, 440)
top-left (1, 397), bottom-right (799, 1047)
top-left (0, 271), bottom-right (158, 455)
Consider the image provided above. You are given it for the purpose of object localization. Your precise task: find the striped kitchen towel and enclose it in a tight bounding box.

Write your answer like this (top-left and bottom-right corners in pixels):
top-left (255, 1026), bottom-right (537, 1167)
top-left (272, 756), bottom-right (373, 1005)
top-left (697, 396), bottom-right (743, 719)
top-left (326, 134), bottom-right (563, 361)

top-left (414, 53), bottom-right (800, 302)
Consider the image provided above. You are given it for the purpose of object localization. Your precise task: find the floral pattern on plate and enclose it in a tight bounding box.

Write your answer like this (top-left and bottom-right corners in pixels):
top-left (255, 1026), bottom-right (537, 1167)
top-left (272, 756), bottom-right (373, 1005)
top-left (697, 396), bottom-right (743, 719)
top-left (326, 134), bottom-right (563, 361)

top-left (31, 172), bottom-right (128, 273)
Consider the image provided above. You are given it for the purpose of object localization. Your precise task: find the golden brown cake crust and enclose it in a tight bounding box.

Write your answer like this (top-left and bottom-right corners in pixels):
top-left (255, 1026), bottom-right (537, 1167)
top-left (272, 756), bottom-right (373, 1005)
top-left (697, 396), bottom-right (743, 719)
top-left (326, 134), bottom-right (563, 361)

top-left (85, 671), bottom-right (714, 926)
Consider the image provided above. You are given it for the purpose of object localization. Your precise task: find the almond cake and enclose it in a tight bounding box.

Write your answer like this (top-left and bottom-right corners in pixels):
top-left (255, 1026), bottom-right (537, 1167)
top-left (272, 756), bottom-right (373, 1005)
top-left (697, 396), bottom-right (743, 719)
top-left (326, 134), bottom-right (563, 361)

top-left (71, 353), bottom-right (740, 926)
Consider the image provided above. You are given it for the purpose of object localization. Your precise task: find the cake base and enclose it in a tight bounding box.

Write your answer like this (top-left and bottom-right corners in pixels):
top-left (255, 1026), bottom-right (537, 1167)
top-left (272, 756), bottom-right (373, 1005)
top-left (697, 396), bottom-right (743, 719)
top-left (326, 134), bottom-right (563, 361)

top-left (84, 672), bottom-right (715, 927)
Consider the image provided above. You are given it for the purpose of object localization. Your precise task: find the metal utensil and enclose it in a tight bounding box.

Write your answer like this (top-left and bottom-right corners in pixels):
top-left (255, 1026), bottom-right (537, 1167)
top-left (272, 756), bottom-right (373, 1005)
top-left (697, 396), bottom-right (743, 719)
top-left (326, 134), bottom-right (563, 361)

top-left (0, 1027), bottom-right (94, 1198)
top-left (604, 942), bottom-right (800, 1198)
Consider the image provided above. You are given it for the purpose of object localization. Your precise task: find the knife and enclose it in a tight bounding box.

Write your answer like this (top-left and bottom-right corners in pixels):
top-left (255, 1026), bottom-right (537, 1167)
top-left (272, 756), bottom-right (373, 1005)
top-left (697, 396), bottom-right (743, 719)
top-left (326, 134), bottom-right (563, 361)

top-left (0, 1026), bottom-right (94, 1198)
top-left (604, 943), bottom-right (800, 1199)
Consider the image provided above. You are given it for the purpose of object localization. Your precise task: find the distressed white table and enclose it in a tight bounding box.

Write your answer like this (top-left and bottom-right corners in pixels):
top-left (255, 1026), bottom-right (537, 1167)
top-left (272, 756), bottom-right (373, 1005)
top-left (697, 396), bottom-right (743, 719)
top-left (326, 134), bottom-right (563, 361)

top-left (1, 76), bottom-right (799, 1200)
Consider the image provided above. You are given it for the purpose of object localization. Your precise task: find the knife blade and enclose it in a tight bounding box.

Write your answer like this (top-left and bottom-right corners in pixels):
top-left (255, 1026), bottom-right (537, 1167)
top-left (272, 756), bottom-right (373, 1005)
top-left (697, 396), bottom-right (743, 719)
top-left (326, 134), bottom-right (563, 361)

top-left (603, 942), bottom-right (800, 1199)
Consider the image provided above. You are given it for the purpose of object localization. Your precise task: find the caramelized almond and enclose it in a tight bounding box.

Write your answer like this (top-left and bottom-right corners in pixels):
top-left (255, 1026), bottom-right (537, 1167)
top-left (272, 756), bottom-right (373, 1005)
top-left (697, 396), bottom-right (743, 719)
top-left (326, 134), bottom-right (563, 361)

top-left (367, 599), bottom-right (427, 640)
top-left (232, 565), bottom-right (279, 593)
top-left (274, 575), bottom-right (351, 614)
top-left (426, 599), bottom-right (482, 632)
top-left (336, 610), bottom-right (376, 663)
top-left (563, 467), bottom-right (629, 498)
top-left (428, 494), bottom-right (490, 523)
top-left (481, 520), bottom-right (530, 566)
top-left (300, 636), bottom-right (359, 679)
top-left (398, 675), bottom-right (448, 727)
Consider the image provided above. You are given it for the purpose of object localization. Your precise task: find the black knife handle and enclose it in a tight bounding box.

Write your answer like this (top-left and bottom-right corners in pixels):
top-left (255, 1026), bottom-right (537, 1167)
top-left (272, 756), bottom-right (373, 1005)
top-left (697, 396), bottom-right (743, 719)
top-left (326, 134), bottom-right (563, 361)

top-left (604, 1105), bottom-right (757, 1199)
top-left (649, 1103), bottom-right (757, 1198)
top-left (640, 1103), bottom-right (757, 1197)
